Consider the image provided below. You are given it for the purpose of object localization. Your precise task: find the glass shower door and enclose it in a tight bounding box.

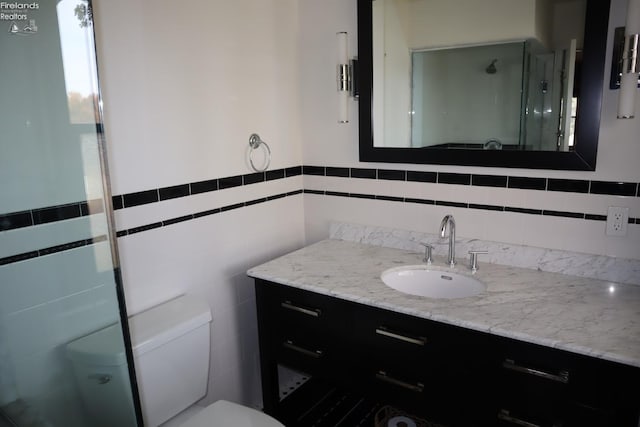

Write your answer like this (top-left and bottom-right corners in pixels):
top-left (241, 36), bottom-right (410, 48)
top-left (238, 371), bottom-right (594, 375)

top-left (0, 1), bottom-right (140, 426)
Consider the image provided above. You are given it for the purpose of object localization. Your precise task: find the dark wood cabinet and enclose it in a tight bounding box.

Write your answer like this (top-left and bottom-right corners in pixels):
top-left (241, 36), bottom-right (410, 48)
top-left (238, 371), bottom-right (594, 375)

top-left (255, 279), bottom-right (640, 427)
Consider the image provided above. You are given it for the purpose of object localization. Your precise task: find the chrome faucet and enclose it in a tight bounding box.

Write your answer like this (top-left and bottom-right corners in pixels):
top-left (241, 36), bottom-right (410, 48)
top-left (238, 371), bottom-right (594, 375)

top-left (439, 215), bottom-right (456, 267)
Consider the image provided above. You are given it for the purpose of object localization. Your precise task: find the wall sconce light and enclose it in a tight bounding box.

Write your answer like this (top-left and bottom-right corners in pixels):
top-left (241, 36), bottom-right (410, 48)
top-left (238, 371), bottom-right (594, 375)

top-left (612, 0), bottom-right (640, 119)
top-left (337, 31), bottom-right (357, 123)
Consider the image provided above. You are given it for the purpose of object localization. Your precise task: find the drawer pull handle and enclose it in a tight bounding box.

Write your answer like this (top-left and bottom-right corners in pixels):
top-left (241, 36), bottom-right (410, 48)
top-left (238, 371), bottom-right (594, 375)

top-left (283, 340), bottom-right (323, 359)
top-left (497, 409), bottom-right (542, 427)
top-left (502, 359), bottom-right (569, 384)
top-left (375, 326), bottom-right (426, 346)
top-left (281, 301), bottom-right (321, 317)
top-left (375, 370), bottom-right (424, 393)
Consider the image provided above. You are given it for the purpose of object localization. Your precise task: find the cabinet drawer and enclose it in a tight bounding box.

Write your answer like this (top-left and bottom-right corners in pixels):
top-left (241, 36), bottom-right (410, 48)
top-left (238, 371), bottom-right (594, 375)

top-left (259, 281), bottom-right (348, 337)
top-left (256, 280), bottom-right (355, 381)
top-left (354, 304), bottom-right (490, 374)
top-left (492, 337), bottom-right (640, 427)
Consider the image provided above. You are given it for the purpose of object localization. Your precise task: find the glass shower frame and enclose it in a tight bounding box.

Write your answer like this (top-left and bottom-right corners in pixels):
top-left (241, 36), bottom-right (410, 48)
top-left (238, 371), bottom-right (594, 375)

top-left (0, 0), bottom-right (142, 425)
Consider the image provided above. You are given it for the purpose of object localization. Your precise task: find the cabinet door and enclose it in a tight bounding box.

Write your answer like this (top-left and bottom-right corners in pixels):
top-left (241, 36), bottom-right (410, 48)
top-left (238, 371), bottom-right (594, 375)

top-left (353, 303), bottom-right (496, 425)
top-left (492, 336), bottom-right (640, 427)
top-left (256, 281), bottom-right (355, 382)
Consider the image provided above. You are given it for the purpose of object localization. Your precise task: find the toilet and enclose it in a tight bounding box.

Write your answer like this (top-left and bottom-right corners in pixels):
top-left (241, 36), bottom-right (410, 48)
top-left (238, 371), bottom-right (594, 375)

top-left (66, 295), bottom-right (283, 427)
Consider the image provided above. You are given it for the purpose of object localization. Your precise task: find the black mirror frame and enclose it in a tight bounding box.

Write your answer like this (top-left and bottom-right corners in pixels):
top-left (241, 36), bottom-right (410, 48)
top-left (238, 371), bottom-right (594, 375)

top-left (357, 0), bottom-right (610, 171)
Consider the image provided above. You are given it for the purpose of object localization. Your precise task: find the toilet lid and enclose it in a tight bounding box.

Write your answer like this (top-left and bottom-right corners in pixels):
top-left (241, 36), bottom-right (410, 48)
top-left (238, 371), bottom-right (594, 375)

top-left (179, 400), bottom-right (285, 427)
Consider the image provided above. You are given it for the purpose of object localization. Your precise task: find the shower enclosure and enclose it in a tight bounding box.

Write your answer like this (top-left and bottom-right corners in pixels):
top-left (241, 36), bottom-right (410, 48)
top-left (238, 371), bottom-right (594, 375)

top-left (0, 1), bottom-right (141, 426)
top-left (410, 39), bottom-right (577, 151)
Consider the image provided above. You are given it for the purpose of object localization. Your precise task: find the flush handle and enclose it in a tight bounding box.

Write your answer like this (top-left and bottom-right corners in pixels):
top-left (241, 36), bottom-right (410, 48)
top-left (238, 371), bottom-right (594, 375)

top-left (88, 374), bottom-right (112, 385)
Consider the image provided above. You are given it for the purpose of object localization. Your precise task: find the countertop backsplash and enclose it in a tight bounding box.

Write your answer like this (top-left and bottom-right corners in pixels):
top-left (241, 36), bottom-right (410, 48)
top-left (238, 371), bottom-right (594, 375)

top-left (329, 221), bottom-right (640, 286)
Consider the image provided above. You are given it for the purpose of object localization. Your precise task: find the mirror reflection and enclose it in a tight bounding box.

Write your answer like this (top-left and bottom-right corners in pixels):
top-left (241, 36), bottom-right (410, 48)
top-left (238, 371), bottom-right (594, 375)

top-left (373, 0), bottom-right (587, 152)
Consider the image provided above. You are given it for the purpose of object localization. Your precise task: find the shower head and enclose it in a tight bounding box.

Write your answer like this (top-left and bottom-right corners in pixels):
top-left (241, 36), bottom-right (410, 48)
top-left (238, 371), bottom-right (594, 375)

top-left (486, 59), bottom-right (498, 74)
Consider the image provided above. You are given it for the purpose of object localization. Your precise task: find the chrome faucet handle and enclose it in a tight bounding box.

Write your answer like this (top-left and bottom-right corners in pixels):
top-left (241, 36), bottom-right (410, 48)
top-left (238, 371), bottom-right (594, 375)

top-left (468, 250), bottom-right (488, 273)
top-left (420, 243), bottom-right (434, 265)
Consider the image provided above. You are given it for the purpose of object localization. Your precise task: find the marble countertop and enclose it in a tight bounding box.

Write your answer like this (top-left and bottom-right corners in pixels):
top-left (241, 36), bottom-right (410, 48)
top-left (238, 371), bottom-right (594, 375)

top-left (247, 239), bottom-right (640, 368)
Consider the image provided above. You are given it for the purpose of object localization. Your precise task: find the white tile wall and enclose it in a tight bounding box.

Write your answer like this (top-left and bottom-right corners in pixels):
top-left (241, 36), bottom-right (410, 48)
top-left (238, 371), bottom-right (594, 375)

top-left (0, 242), bottom-right (121, 427)
top-left (3, 283), bottom-right (119, 360)
top-left (116, 194), bottom-right (305, 410)
top-left (93, 0), bottom-right (307, 412)
top-left (0, 243), bottom-right (113, 315)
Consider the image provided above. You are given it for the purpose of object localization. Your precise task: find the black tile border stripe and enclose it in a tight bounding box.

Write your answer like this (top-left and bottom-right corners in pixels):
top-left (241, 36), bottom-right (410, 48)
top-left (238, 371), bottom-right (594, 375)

top-left (438, 173), bottom-right (471, 185)
top-left (1, 200), bottom-right (105, 232)
top-left (3, 176), bottom-right (635, 265)
top-left (304, 190), bottom-right (616, 224)
top-left (116, 190), bottom-right (301, 238)
top-left (125, 182), bottom-right (624, 241)
top-left (3, 165), bottom-right (639, 235)
top-left (0, 235), bottom-right (108, 266)
top-left (159, 184), bottom-right (190, 201)
top-left (508, 176), bottom-right (547, 191)
top-left (123, 189), bottom-right (158, 208)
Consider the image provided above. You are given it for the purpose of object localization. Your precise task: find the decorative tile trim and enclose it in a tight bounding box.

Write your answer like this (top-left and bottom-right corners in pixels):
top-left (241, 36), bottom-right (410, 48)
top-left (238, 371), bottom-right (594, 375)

top-left (378, 169), bottom-right (406, 181)
top-left (326, 167), bottom-right (350, 177)
top-left (159, 184), bottom-right (189, 201)
top-left (590, 181), bottom-right (637, 196)
top-left (300, 167), bottom-right (639, 199)
top-left (0, 199), bottom-right (104, 232)
top-left (114, 167), bottom-right (299, 210)
top-left (305, 188), bottom-right (638, 223)
top-left (508, 176), bottom-right (547, 190)
top-left (0, 235), bottom-right (108, 266)
top-left (2, 165), bottom-right (638, 244)
top-left (438, 172), bottom-right (471, 185)
top-left (407, 171), bottom-right (437, 183)
top-left (548, 179), bottom-right (590, 193)
top-left (123, 189), bottom-right (158, 208)
top-left (472, 174), bottom-right (507, 187)
top-left (115, 190), bottom-right (303, 238)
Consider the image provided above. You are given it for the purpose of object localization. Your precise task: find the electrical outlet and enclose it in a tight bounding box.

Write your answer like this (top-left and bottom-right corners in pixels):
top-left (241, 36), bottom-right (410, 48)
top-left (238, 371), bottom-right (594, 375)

top-left (606, 206), bottom-right (629, 236)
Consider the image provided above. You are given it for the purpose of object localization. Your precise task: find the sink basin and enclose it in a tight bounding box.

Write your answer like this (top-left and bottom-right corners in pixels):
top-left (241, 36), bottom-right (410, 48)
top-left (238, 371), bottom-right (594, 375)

top-left (381, 265), bottom-right (486, 299)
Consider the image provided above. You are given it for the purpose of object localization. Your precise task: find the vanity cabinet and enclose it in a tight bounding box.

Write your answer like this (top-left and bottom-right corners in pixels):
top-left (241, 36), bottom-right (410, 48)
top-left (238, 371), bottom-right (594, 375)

top-left (255, 279), bottom-right (640, 427)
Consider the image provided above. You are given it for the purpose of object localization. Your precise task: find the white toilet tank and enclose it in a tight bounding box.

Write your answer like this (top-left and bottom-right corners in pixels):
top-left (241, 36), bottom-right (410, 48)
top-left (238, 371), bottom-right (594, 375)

top-left (67, 295), bottom-right (212, 427)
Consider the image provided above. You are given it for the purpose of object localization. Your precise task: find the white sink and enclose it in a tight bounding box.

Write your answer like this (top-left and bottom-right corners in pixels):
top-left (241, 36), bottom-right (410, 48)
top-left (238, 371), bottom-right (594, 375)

top-left (381, 265), bottom-right (486, 299)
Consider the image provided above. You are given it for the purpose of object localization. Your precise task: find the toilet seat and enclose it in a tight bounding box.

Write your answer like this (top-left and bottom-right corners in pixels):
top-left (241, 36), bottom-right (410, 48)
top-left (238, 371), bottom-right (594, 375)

top-left (179, 400), bottom-right (285, 427)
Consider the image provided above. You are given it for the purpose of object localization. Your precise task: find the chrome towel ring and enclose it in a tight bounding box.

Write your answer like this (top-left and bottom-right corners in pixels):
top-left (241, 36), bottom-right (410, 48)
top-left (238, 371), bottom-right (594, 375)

top-left (248, 133), bottom-right (271, 172)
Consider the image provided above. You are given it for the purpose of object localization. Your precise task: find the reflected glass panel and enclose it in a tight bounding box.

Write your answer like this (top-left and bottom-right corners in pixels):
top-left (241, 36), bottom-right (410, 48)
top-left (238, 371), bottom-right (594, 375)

top-left (372, 0), bottom-right (586, 153)
top-left (0, 1), bottom-right (139, 426)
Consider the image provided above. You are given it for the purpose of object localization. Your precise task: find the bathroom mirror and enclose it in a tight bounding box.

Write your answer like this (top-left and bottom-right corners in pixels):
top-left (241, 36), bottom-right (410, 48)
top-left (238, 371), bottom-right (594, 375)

top-left (357, 0), bottom-right (611, 170)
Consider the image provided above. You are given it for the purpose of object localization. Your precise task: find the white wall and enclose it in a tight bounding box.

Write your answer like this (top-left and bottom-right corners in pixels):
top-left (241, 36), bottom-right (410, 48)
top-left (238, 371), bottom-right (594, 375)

top-left (373, 0), bottom-right (412, 147)
top-left (407, 0), bottom-right (540, 48)
top-left (299, 0), bottom-right (640, 260)
top-left (93, 0), bottom-right (306, 413)
top-left (415, 42), bottom-right (524, 146)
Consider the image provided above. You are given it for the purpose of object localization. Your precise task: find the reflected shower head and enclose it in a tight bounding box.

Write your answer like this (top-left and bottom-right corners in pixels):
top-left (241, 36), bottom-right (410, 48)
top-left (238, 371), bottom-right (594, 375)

top-left (486, 59), bottom-right (498, 74)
